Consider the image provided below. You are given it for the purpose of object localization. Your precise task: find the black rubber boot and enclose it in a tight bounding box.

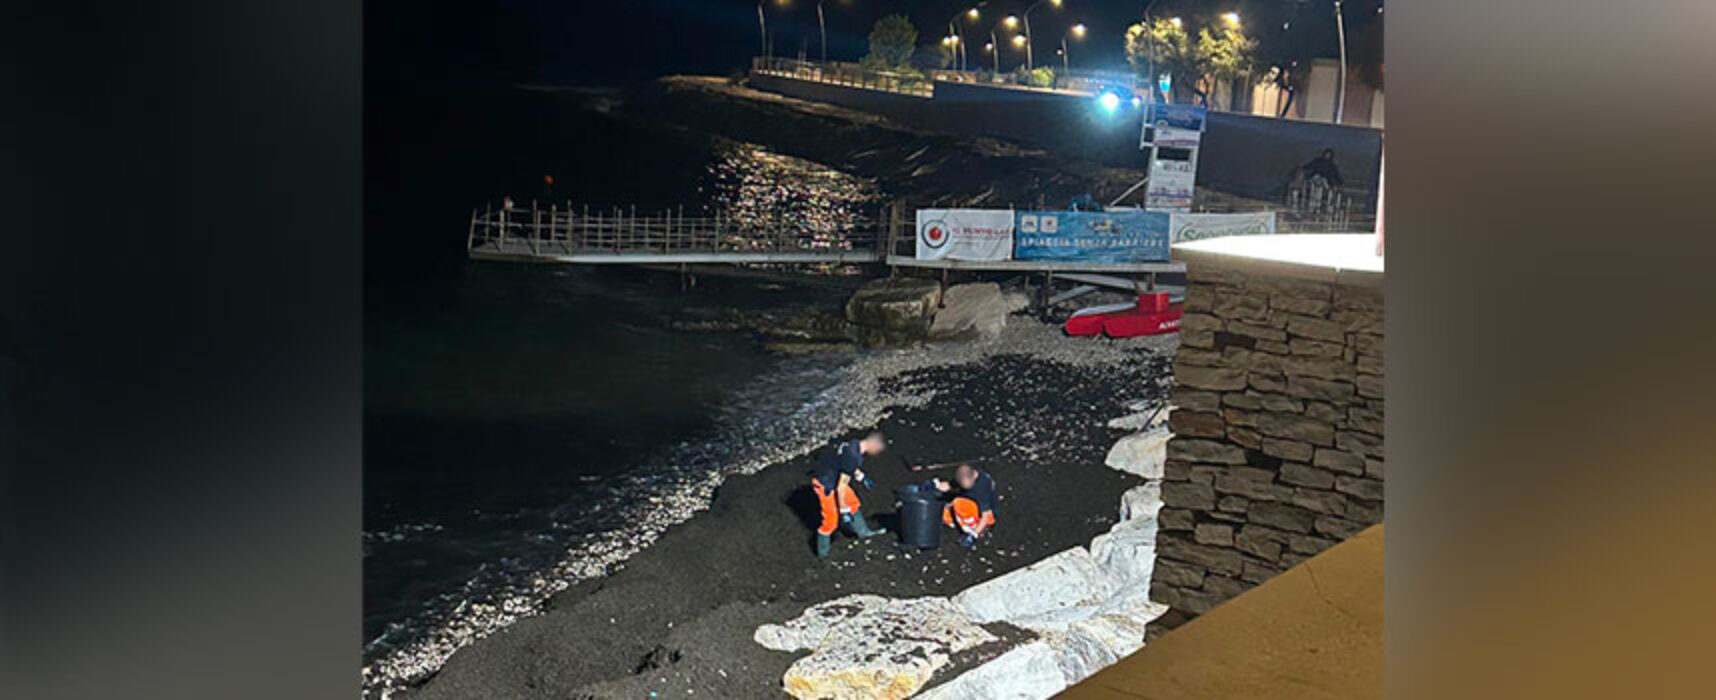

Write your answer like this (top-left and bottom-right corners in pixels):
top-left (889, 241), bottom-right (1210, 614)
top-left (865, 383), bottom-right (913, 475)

top-left (844, 513), bottom-right (887, 539)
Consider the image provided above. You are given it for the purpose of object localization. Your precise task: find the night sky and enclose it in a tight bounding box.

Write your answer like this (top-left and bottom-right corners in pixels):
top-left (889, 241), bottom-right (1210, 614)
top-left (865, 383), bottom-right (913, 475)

top-left (367, 0), bottom-right (1381, 91)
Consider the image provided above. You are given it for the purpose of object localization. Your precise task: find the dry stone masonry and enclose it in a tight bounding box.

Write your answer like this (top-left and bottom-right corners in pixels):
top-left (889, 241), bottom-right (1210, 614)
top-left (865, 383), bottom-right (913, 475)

top-left (1151, 257), bottom-right (1384, 634)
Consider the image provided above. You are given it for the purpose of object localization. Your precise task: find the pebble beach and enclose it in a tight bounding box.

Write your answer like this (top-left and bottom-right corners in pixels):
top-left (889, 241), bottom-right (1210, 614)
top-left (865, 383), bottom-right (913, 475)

top-left (392, 320), bottom-right (1177, 699)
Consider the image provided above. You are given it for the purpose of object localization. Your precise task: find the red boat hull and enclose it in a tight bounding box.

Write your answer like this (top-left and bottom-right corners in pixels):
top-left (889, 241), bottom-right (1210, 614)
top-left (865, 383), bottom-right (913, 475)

top-left (1064, 293), bottom-right (1183, 338)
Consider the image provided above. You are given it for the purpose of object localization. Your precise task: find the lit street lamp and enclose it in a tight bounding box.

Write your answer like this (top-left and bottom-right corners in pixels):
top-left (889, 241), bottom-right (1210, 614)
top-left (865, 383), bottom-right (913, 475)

top-left (947, 4), bottom-right (986, 72)
top-left (986, 14), bottom-right (1025, 74)
top-left (1019, 0), bottom-right (1063, 71)
top-left (755, 1), bottom-right (793, 58)
top-left (1060, 23), bottom-right (1086, 74)
top-left (1222, 11), bottom-right (1241, 29)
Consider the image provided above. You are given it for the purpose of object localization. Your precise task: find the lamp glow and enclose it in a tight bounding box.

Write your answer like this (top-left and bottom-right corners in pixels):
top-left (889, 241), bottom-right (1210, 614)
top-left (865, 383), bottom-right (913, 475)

top-left (1222, 12), bottom-right (1241, 28)
top-left (1098, 91), bottom-right (1122, 112)
top-left (1170, 17), bottom-right (1182, 28)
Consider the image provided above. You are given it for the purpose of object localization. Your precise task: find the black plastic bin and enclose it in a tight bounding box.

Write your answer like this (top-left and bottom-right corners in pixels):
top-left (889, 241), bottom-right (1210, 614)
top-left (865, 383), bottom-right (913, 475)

top-left (894, 483), bottom-right (942, 550)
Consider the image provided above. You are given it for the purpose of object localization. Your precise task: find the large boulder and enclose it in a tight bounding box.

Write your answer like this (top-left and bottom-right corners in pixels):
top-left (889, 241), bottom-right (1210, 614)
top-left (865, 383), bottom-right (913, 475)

top-left (845, 277), bottom-right (942, 346)
top-left (1089, 516), bottom-right (1158, 591)
top-left (755, 595), bottom-right (995, 700)
top-left (927, 283), bottom-right (1027, 341)
top-left (953, 548), bottom-right (1117, 625)
top-left (754, 594), bottom-right (887, 652)
top-left (1104, 426), bottom-right (1172, 478)
top-left (1041, 588), bottom-right (1167, 684)
top-left (1118, 481), bottom-right (1163, 522)
top-left (914, 641), bottom-right (1067, 700)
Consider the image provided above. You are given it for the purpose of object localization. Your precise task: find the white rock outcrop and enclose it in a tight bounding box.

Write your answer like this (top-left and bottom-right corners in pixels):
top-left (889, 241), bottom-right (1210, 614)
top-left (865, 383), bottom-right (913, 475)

top-left (1040, 588), bottom-right (1167, 684)
top-left (1118, 481), bottom-right (1163, 522)
top-left (755, 595), bottom-right (996, 700)
top-left (754, 594), bottom-right (888, 652)
top-left (927, 283), bottom-right (1028, 341)
top-left (952, 547), bottom-right (1118, 625)
top-left (1105, 404), bottom-right (1172, 431)
top-left (1088, 516), bottom-right (1159, 591)
top-left (1102, 426), bottom-right (1171, 479)
top-left (914, 641), bottom-right (1067, 700)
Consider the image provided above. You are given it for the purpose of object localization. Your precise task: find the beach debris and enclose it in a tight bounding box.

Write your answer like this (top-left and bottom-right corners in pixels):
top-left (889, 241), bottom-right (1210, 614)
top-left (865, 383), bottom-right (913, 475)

top-left (754, 595), bottom-right (995, 700)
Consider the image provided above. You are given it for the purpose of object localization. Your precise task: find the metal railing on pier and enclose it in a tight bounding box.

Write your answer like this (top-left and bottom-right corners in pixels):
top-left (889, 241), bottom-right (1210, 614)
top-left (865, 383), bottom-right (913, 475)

top-left (751, 57), bottom-right (934, 97)
top-left (751, 56), bottom-right (1144, 98)
top-left (465, 201), bottom-right (901, 265)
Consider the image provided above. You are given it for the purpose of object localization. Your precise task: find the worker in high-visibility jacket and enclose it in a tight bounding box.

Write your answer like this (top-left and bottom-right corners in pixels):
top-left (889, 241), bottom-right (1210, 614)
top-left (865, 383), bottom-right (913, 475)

top-left (934, 463), bottom-right (998, 550)
top-left (808, 431), bottom-right (888, 558)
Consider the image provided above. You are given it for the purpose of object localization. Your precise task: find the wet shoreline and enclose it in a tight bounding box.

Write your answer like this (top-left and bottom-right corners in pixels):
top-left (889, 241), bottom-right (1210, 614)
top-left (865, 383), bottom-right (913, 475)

top-left (392, 321), bottom-right (1175, 699)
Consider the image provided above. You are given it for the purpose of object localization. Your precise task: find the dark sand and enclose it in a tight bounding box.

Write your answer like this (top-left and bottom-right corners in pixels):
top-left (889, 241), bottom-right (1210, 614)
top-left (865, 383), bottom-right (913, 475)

top-left (408, 348), bottom-right (1171, 699)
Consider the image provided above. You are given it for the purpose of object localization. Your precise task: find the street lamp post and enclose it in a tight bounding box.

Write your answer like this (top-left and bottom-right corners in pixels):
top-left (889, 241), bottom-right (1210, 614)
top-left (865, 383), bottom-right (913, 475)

top-left (1060, 23), bottom-right (1085, 75)
top-left (1220, 12), bottom-right (1241, 109)
top-left (1333, 0), bottom-right (1348, 124)
top-left (1143, 0), bottom-right (1161, 103)
top-left (757, 1), bottom-right (768, 58)
top-left (991, 15), bottom-right (1019, 74)
top-left (946, 5), bottom-right (985, 73)
top-left (817, 0), bottom-right (826, 64)
top-left (1019, 0), bottom-right (1063, 72)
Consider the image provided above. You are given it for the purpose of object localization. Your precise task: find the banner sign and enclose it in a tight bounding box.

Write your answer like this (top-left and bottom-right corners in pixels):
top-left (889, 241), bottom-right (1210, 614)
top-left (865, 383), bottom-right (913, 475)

top-left (1168, 211), bottom-right (1278, 243)
top-left (1014, 210), bottom-right (1170, 263)
top-left (915, 208), bottom-right (1014, 261)
top-left (1153, 126), bottom-right (1203, 149)
top-left (1146, 159), bottom-right (1197, 211)
top-left (1145, 103), bottom-right (1206, 132)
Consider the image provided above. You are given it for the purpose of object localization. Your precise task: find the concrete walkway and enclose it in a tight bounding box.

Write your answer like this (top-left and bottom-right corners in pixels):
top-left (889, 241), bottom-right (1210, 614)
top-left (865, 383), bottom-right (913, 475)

top-left (1063, 524), bottom-right (1382, 699)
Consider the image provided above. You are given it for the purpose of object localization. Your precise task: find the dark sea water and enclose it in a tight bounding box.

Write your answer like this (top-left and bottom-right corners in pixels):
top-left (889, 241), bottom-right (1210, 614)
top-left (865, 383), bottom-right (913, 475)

top-left (362, 85), bottom-right (883, 690)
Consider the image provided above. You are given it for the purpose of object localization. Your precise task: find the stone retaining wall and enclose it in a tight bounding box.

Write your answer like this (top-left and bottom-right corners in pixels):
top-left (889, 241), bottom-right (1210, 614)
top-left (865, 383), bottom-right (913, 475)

top-left (1149, 256), bottom-right (1384, 633)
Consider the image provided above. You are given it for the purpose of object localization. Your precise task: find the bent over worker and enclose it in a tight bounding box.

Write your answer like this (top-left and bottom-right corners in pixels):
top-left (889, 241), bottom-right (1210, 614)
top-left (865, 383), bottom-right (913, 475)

top-left (808, 431), bottom-right (888, 558)
top-left (935, 463), bottom-right (998, 550)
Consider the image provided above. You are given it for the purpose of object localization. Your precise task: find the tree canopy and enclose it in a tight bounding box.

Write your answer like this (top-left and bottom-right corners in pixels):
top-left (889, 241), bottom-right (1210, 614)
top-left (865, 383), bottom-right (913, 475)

top-left (1124, 17), bottom-right (1195, 95)
top-left (861, 14), bottom-right (917, 72)
top-left (912, 42), bottom-right (954, 73)
top-left (1125, 15), bottom-right (1257, 106)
